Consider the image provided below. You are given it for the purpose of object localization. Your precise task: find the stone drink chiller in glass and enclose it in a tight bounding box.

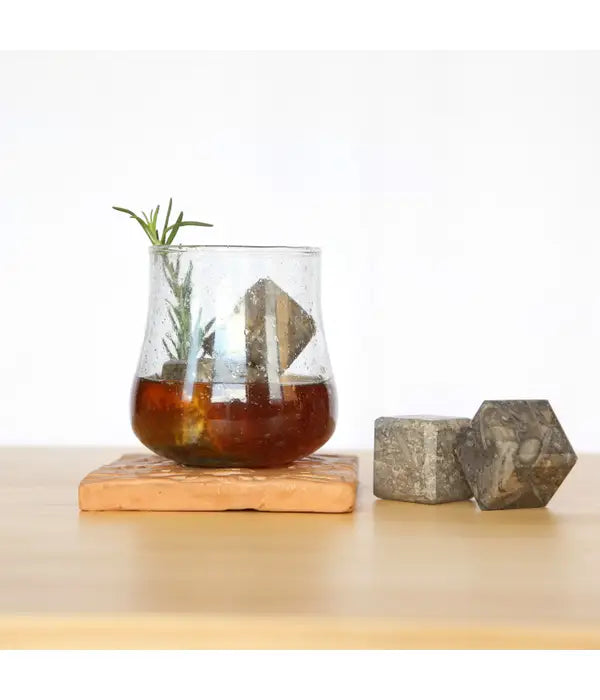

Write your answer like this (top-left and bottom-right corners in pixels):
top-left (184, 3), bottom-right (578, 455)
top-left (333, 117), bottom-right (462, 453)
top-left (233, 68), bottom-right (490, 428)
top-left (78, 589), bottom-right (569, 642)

top-left (131, 245), bottom-right (337, 467)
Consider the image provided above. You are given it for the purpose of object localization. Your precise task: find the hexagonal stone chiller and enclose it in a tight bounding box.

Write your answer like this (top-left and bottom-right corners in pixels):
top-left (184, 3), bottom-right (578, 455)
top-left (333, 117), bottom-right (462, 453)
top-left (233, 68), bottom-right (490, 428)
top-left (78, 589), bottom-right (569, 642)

top-left (456, 400), bottom-right (577, 510)
top-left (374, 416), bottom-right (473, 504)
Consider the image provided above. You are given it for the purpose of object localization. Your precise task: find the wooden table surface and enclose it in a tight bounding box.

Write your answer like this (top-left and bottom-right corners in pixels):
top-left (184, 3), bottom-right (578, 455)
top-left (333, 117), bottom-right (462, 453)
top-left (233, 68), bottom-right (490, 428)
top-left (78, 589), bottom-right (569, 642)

top-left (1, 447), bottom-right (599, 649)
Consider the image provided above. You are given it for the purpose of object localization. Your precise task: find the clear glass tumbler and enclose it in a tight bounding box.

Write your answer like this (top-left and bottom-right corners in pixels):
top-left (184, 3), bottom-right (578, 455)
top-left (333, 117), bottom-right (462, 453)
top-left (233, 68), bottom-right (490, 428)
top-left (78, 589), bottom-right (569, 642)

top-left (131, 245), bottom-right (337, 467)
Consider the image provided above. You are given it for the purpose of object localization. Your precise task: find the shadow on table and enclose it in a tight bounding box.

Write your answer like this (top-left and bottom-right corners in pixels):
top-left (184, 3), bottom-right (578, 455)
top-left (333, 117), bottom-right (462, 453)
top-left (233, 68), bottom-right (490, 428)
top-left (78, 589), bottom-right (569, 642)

top-left (371, 496), bottom-right (562, 538)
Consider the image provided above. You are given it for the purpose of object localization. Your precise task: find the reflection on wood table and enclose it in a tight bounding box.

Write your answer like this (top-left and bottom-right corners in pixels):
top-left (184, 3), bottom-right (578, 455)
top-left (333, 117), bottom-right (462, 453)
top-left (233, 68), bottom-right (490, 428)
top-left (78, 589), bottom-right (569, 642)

top-left (0, 447), bottom-right (599, 649)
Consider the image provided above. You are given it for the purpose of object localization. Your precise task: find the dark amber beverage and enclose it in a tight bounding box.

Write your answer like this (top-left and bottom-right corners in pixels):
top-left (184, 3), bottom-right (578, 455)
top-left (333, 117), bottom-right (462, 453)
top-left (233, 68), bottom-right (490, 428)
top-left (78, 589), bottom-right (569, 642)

top-left (132, 377), bottom-right (337, 467)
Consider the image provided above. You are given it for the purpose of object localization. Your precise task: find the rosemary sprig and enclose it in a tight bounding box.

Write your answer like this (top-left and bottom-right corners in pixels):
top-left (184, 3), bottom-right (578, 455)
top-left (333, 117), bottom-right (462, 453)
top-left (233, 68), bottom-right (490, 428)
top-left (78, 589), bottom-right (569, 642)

top-left (112, 197), bottom-right (212, 245)
top-left (113, 198), bottom-right (215, 363)
top-left (160, 256), bottom-right (215, 361)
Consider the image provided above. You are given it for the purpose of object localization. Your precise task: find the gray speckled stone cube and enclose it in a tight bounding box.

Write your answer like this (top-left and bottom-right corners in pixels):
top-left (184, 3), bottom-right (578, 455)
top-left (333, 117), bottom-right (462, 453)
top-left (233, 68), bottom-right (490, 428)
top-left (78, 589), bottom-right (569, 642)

top-left (456, 400), bottom-right (577, 511)
top-left (374, 416), bottom-right (473, 504)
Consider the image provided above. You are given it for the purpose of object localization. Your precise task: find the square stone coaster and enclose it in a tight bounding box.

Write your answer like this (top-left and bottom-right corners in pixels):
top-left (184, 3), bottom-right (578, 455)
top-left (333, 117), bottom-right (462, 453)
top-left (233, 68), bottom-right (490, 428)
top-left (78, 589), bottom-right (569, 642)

top-left (79, 453), bottom-right (359, 513)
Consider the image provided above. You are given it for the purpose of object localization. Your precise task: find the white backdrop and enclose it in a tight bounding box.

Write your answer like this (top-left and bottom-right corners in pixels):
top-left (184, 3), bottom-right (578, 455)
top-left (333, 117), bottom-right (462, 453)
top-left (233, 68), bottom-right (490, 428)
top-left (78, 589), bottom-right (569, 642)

top-left (1, 51), bottom-right (599, 450)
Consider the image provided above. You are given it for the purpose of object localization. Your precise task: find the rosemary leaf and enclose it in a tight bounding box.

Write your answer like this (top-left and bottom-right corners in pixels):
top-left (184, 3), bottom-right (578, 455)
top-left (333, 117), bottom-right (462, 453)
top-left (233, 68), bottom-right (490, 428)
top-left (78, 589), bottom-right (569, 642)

top-left (183, 264), bottom-right (193, 295)
top-left (167, 300), bottom-right (185, 326)
top-left (167, 307), bottom-right (180, 333)
top-left (113, 207), bottom-right (157, 244)
top-left (165, 212), bottom-right (184, 245)
top-left (152, 205), bottom-right (160, 234)
top-left (161, 197), bottom-right (173, 244)
top-left (112, 206), bottom-right (139, 218)
top-left (177, 221), bottom-right (213, 227)
top-left (162, 337), bottom-right (176, 361)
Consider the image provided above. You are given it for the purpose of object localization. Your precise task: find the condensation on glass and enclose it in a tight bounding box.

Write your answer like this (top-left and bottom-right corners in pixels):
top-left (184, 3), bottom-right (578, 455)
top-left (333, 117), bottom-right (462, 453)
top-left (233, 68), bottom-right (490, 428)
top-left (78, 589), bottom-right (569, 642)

top-left (131, 245), bottom-right (337, 467)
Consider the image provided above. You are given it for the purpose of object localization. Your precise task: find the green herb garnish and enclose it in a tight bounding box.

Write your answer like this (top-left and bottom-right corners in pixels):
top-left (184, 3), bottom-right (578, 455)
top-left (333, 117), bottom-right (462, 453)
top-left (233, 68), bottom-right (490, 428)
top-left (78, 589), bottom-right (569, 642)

top-left (113, 198), bottom-right (215, 362)
top-left (112, 198), bottom-right (212, 245)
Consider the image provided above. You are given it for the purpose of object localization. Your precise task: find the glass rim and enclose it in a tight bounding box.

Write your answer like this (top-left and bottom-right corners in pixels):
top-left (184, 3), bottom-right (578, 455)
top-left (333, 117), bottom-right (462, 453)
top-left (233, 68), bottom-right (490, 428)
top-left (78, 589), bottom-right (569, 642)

top-left (149, 244), bottom-right (320, 255)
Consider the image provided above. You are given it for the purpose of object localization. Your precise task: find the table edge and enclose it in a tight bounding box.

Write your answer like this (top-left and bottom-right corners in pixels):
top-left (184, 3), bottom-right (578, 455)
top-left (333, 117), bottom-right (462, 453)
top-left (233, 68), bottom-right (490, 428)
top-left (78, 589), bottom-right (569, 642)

top-left (2, 614), bottom-right (599, 649)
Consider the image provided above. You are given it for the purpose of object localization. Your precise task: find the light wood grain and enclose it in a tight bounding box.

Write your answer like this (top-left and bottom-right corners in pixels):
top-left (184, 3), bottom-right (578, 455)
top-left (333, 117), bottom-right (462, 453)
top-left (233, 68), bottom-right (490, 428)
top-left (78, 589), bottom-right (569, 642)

top-left (1, 447), bottom-right (599, 649)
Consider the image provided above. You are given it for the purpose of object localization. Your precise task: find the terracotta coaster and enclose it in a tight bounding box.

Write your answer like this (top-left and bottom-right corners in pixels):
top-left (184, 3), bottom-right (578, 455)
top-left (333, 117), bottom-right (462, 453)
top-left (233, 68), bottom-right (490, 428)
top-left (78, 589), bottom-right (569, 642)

top-left (79, 453), bottom-right (359, 513)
